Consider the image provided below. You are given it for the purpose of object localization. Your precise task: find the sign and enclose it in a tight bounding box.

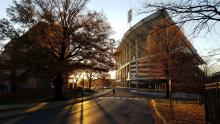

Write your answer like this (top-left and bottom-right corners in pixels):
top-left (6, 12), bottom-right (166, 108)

top-left (128, 9), bottom-right (132, 23)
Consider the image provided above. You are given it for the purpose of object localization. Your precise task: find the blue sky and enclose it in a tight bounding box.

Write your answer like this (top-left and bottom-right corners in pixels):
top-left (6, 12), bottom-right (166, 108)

top-left (0, 0), bottom-right (12, 17)
top-left (1, 0), bottom-right (220, 56)
top-left (87, 0), bottom-right (145, 41)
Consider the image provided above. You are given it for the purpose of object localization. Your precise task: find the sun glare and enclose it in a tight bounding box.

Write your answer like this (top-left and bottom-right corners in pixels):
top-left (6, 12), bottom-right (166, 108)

top-left (109, 71), bottom-right (116, 79)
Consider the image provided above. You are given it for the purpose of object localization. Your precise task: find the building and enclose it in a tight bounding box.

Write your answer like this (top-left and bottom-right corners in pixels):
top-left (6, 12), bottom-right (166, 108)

top-left (0, 22), bottom-right (55, 92)
top-left (113, 10), bottom-right (205, 90)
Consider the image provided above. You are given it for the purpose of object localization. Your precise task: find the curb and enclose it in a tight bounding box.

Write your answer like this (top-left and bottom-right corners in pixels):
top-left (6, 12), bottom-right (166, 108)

top-left (151, 99), bottom-right (168, 124)
top-left (0, 89), bottom-right (112, 119)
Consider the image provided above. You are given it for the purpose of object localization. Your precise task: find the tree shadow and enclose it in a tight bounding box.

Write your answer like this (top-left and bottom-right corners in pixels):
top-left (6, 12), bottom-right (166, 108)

top-left (94, 99), bottom-right (119, 124)
top-left (0, 101), bottom-right (77, 124)
top-left (129, 90), bottom-right (166, 99)
top-left (123, 99), bottom-right (152, 110)
top-left (80, 100), bottom-right (84, 124)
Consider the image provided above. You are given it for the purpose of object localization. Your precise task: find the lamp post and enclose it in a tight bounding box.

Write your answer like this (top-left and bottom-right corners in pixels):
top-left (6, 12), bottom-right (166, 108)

top-left (82, 72), bottom-right (85, 101)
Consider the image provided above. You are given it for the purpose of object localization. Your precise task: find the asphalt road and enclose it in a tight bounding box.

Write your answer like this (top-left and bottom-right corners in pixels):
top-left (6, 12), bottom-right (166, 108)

top-left (0, 89), bottom-right (155, 124)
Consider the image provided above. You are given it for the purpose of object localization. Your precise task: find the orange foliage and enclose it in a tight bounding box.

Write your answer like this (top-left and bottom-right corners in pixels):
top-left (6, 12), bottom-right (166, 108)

top-left (154, 100), bottom-right (205, 124)
top-left (146, 18), bottom-right (204, 92)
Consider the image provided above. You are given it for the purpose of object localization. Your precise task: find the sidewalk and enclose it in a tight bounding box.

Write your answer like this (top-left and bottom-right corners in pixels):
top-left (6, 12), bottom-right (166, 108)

top-left (0, 89), bottom-right (112, 119)
top-left (128, 89), bottom-right (166, 99)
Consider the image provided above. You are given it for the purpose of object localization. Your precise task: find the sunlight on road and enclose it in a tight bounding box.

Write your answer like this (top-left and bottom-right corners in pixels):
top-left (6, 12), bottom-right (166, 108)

top-left (0, 89), bottom-right (155, 124)
top-left (25, 103), bottom-right (48, 112)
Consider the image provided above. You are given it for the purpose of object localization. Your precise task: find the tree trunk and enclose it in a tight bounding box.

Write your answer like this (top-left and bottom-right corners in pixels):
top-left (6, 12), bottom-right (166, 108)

top-left (53, 55), bottom-right (65, 100)
top-left (54, 73), bottom-right (64, 100)
top-left (89, 78), bottom-right (92, 90)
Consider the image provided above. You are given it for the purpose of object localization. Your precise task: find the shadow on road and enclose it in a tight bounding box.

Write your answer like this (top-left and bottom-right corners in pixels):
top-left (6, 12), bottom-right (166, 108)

top-left (0, 102), bottom-right (75, 124)
top-left (94, 99), bottom-right (119, 124)
top-left (80, 101), bottom-right (84, 124)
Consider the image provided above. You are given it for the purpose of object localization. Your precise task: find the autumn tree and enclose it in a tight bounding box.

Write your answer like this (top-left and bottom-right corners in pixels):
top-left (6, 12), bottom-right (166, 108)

top-left (170, 51), bottom-right (204, 92)
top-left (141, 0), bottom-right (220, 36)
top-left (147, 17), bottom-right (204, 96)
top-left (0, 0), bottom-right (115, 99)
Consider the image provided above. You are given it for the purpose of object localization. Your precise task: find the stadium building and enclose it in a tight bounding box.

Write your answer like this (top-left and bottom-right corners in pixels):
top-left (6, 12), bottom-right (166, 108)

top-left (113, 10), bottom-right (205, 90)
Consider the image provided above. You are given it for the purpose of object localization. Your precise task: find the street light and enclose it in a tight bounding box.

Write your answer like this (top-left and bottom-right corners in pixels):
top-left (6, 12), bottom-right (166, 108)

top-left (81, 71), bottom-right (86, 101)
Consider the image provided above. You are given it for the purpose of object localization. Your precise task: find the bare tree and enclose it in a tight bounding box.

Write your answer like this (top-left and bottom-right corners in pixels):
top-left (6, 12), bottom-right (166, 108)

top-left (200, 52), bottom-right (220, 78)
top-left (0, 19), bottom-right (20, 40)
top-left (85, 70), bottom-right (98, 90)
top-left (141, 0), bottom-right (220, 36)
top-left (71, 70), bottom-right (82, 86)
top-left (0, 43), bottom-right (3, 53)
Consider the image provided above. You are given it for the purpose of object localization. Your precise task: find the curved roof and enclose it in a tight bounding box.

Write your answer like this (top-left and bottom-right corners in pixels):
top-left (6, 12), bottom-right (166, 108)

top-left (115, 10), bottom-right (168, 52)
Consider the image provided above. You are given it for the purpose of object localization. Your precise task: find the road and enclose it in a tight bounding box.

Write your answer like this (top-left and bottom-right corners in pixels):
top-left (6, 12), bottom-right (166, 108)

top-left (0, 89), bottom-right (155, 124)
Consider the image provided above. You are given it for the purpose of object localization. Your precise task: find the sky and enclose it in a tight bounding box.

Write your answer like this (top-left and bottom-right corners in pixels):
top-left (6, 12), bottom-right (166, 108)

top-left (1, 0), bottom-right (220, 77)
top-left (87, 0), bottom-right (220, 56)
top-left (1, 0), bottom-right (220, 55)
top-left (87, 0), bottom-right (145, 40)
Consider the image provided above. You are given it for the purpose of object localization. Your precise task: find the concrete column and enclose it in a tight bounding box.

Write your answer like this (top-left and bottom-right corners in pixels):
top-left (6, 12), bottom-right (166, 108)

top-left (125, 68), bottom-right (127, 87)
top-left (125, 45), bottom-right (127, 88)
top-left (123, 68), bottom-right (125, 87)
top-left (128, 41), bottom-right (131, 88)
top-left (125, 44), bottom-right (128, 88)
top-left (122, 69), bottom-right (124, 87)
top-left (121, 69), bottom-right (122, 87)
top-left (135, 39), bottom-right (139, 88)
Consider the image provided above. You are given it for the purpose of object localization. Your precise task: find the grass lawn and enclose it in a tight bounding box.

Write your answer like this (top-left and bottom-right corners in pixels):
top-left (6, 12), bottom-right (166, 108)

top-left (152, 99), bottom-right (205, 124)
